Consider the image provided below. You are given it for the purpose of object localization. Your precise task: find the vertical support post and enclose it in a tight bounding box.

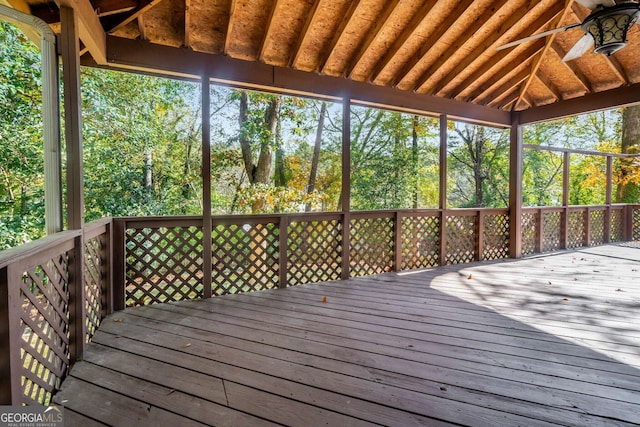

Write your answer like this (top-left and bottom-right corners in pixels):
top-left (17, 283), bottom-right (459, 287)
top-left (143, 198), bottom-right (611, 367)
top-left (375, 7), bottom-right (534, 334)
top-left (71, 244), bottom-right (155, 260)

top-left (584, 207), bottom-right (591, 247)
top-left (60, 6), bottom-right (85, 363)
top-left (537, 208), bottom-right (544, 253)
top-left (393, 211), bottom-right (402, 271)
top-left (508, 116), bottom-right (522, 258)
top-left (561, 152), bottom-right (570, 250)
top-left (2, 266), bottom-right (23, 404)
top-left (278, 217), bottom-right (289, 288)
top-left (604, 206), bottom-right (611, 243)
top-left (341, 98), bottom-right (351, 280)
top-left (477, 210), bottom-right (484, 261)
top-left (111, 219), bottom-right (126, 311)
top-left (439, 115), bottom-right (448, 266)
top-left (605, 156), bottom-right (613, 205)
top-left (104, 220), bottom-right (113, 315)
top-left (201, 76), bottom-right (212, 299)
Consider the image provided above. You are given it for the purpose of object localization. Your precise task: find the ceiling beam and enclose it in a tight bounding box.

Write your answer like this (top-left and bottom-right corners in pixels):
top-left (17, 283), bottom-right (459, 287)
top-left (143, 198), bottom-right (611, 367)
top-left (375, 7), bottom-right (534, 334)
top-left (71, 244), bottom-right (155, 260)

top-left (257, 0), bottom-right (280, 62)
top-left (550, 43), bottom-right (591, 92)
top-left (103, 0), bottom-right (164, 34)
top-left (432, 1), bottom-right (564, 98)
top-left (344, 0), bottom-right (401, 78)
top-left (184, 0), bottom-right (190, 48)
top-left (518, 83), bottom-right (640, 124)
top-left (365, 0), bottom-right (439, 83)
top-left (224, 0), bottom-right (237, 55)
top-left (92, 0), bottom-right (137, 17)
top-left (56, 0), bottom-right (106, 64)
top-left (480, 68), bottom-right (529, 106)
top-left (318, 0), bottom-right (360, 73)
top-left (535, 73), bottom-right (562, 102)
top-left (101, 35), bottom-right (511, 126)
top-left (137, 10), bottom-right (146, 40)
top-left (391, 0), bottom-right (474, 87)
top-left (288, 0), bottom-right (321, 67)
top-left (412, 0), bottom-right (510, 92)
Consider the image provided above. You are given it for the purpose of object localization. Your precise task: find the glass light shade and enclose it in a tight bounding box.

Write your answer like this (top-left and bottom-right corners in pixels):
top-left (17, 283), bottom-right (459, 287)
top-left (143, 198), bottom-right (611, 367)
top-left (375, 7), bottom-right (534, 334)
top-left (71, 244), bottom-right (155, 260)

top-left (582, 3), bottom-right (640, 56)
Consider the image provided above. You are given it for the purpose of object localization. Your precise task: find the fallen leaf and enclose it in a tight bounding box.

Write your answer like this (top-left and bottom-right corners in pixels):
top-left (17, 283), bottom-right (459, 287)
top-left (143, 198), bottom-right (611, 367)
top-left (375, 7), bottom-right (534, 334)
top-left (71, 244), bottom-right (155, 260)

top-left (616, 288), bottom-right (623, 292)
top-left (183, 343), bottom-right (191, 348)
top-left (113, 317), bottom-right (124, 322)
top-left (547, 281), bottom-right (552, 285)
top-left (167, 389), bottom-right (175, 395)
top-left (562, 298), bottom-right (569, 301)
top-left (467, 274), bottom-right (473, 280)
top-left (322, 296), bottom-right (327, 303)
top-left (440, 386), bottom-right (447, 391)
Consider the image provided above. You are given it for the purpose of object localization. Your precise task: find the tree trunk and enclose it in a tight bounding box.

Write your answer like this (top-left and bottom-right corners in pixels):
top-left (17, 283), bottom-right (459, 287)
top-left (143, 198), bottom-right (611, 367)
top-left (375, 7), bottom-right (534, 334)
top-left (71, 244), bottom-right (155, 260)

top-left (254, 96), bottom-right (281, 184)
top-left (274, 119), bottom-right (286, 187)
top-left (616, 105), bottom-right (640, 203)
top-left (144, 150), bottom-right (153, 198)
top-left (238, 91), bottom-right (255, 184)
top-left (306, 101), bottom-right (327, 212)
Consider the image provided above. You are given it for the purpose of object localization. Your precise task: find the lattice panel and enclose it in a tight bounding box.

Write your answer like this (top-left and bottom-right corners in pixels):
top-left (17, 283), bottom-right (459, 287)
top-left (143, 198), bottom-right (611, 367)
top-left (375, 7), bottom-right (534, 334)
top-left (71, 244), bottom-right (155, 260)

top-left (610, 210), bottom-right (624, 242)
top-left (567, 211), bottom-right (586, 249)
top-left (482, 214), bottom-right (509, 260)
top-left (19, 255), bottom-right (70, 405)
top-left (542, 212), bottom-right (562, 253)
top-left (350, 217), bottom-right (394, 277)
top-left (126, 226), bottom-right (204, 306)
top-left (521, 212), bottom-right (538, 255)
top-left (212, 223), bottom-right (279, 294)
top-left (84, 234), bottom-right (105, 342)
top-left (401, 215), bottom-right (440, 269)
top-left (288, 220), bottom-right (342, 286)
top-left (634, 208), bottom-right (640, 241)
top-left (590, 210), bottom-right (605, 246)
top-left (445, 215), bottom-right (477, 265)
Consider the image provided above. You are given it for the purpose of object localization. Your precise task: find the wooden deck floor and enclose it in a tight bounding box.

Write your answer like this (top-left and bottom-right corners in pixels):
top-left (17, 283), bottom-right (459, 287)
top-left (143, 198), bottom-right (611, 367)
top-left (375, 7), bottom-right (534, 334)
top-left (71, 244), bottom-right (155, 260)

top-left (54, 245), bottom-right (640, 426)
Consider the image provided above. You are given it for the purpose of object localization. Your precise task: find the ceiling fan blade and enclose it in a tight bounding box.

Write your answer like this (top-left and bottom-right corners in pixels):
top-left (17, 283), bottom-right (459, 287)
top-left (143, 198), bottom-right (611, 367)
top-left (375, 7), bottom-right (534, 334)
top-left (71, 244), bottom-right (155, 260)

top-left (574, 0), bottom-right (616, 9)
top-left (496, 23), bottom-right (581, 51)
top-left (562, 34), bottom-right (594, 61)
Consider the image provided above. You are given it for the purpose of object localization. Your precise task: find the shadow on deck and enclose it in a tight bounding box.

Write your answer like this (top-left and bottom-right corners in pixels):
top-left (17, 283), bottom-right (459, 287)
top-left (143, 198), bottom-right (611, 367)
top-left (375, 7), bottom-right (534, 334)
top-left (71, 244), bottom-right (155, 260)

top-left (54, 245), bottom-right (640, 426)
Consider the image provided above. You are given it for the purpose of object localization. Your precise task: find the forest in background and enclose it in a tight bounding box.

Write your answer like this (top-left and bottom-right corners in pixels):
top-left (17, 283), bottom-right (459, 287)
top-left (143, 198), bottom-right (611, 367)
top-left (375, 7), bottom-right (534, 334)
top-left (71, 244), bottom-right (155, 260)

top-left (1, 21), bottom-right (639, 249)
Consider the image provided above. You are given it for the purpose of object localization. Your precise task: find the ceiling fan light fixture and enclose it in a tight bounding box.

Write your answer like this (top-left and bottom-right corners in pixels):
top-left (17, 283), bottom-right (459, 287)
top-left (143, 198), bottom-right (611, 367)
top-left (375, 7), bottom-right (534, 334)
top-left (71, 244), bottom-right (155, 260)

top-left (582, 3), bottom-right (640, 56)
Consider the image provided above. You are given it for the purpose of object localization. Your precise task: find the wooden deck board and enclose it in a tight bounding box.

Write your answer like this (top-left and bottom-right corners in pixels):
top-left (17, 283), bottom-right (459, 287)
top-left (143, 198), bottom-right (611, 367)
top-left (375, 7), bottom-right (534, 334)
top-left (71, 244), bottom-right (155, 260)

top-left (54, 245), bottom-right (640, 426)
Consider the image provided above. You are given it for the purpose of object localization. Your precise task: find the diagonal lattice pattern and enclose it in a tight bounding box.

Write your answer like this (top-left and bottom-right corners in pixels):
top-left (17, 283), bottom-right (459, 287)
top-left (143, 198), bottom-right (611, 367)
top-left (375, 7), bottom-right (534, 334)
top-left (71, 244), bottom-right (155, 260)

top-left (350, 217), bottom-right (394, 277)
top-left (482, 214), bottom-right (509, 260)
top-left (610, 209), bottom-right (624, 242)
top-left (634, 208), bottom-right (640, 241)
top-left (84, 234), bottom-right (106, 342)
top-left (401, 215), bottom-right (440, 269)
top-left (542, 211), bottom-right (562, 253)
top-left (212, 223), bottom-right (279, 294)
top-left (19, 255), bottom-right (70, 406)
top-left (590, 209), bottom-right (605, 246)
top-left (126, 226), bottom-right (204, 306)
top-left (288, 219), bottom-right (342, 285)
top-left (445, 215), bottom-right (477, 264)
top-left (521, 212), bottom-right (538, 255)
top-left (567, 211), bottom-right (586, 249)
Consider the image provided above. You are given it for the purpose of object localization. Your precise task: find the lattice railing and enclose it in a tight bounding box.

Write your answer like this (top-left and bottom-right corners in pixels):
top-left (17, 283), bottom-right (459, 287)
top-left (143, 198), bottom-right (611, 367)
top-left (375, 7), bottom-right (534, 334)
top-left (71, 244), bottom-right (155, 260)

top-left (590, 209), bottom-right (605, 246)
top-left (521, 211), bottom-right (538, 255)
top-left (482, 212), bottom-right (509, 260)
top-left (83, 220), bottom-right (110, 343)
top-left (610, 208), bottom-right (624, 243)
top-left (401, 213), bottom-right (440, 269)
top-left (542, 210), bottom-right (562, 253)
top-left (634, 207), bottom-right (640, 241)
top-left (567, 210), bottom-right (586, 249)
top-left (288, 216), bottom-right (342, 286)
top-left (445, 213), bottom-right (477, 264)
top-left (125, 221), bottom-right (204, 306)
top-left (349, 214), bottom-right (394, 276)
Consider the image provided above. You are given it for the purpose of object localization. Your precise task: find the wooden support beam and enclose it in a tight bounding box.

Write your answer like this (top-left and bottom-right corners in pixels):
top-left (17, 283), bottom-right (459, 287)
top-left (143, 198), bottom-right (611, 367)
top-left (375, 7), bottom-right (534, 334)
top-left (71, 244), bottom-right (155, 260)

top-left (535, 73), bottom-right (562, 102)
top-left (93, 0), bottom-right (137, 16)
top-left (57, 0), bottom-right (107, 64)
top-left (137, 12), bottom-right (146, 40)
top-left (480, 69), bottom-right (529, 107)
top-left (439, 114), bottom-right (448, 210)
top-left (605, 156), bottom-right (612, 205)
top-left (224, 0), bottom-right (237, 55)
top-left (341, 98), bottom-right (351, 280)
top-left (257, 0), bottom-right (281, 62)
top-left (550, 44), bottom-right (592, 93)
top-left (391, 0), bottom-right (474, 88)
top-left (184, 0), bottom-right (190, 47)
top-left (288, 0), bottom-right (321, 67)
top-left (201, 76), bottom-right (212, 299)
top-left (366, 0), bottom-right (438, 83)
top-left (103, 0), bottom-right (164, 34)
top-left (509, 115), bottom-right (522, 258)
top-left (344, 0), bottom-right (401, 79)
top-left (318, 0), bottom-right (360, 74)
top-left (562, 152), bottom-right (570, 207)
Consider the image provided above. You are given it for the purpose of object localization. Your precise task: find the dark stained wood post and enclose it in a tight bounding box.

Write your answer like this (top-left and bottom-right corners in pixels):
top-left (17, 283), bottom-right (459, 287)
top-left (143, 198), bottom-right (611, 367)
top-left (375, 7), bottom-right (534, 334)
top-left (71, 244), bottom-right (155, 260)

top-left (1, 265), bottom-right (22, 404)
top-left (439, 114), bottom-right (448, 266)
top-left (60, 5), bottom-right (85, 363)
top-left (508, 116), bottom-right (522, 258)
top-left (341, 98), bottom-right (351, 280)
top-left (536, 208), bottom-right (544, 253)
top-left (561, 152), bottom-right (569, 249)
top-left (201, 76), bottom-right (213, 299)
top-left (605, 156), bottom-right (613, 205)
top-left (111, 218), bottom-right (126, 311)
top-left (104, 220), bottom-right (114, 315)
top-left (279, 216), bottom-right (289, 288)
top-left (584, 207), bottom-right (591, 247)
top-left (477, 210), bottom-right (484, 261)
top-left (393, 211), bottom-right (402, 271)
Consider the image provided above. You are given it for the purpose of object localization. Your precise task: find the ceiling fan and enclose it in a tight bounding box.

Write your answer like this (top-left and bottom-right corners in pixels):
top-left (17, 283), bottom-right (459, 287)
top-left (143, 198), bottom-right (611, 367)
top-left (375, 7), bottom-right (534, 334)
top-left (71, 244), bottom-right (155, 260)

top-left (497, 0), bottom-right (640, 61)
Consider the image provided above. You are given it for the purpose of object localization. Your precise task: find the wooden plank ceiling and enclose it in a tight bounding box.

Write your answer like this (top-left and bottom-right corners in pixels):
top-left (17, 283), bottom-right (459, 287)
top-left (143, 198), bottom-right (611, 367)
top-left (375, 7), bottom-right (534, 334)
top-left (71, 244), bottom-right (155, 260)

top-left (17, 0), bottom-right (640, 111)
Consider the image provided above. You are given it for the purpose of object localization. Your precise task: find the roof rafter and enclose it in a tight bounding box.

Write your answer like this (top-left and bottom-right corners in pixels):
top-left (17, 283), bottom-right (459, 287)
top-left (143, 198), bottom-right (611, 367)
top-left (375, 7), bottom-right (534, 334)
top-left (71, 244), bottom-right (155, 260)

top-left (102, 0), bottom-right (165, 33)
top-left (391, 0), bottom-right (474, 87)
top-left (478, 68), bottom-right (529, 106)
top-left (412, 0), bottom-right (510, 92)
top-left (344, 0), bottom-right (401, 78)
top-left (56, 0), bottom-right (106, 64)
top-left (535, 73), bottom-right (562, 102)
top-left (365, 0), bottom-right (439, 83)
top-left (257, 0), bottom-right (281, 62)
top-left (184, 0), bottom-right (190, 47)
top-left (223, 0), bottom-right (237, 55)
top-left (288, 0), bottom-right (321, 67)
top-left (317, 0), bottom-right (361, 74)
top-left (550, 43), bottom-right (592, 92)
top-left (430, 1), bottom-right (564, 97)
top-left (442, 3), bottom-right (564, 99)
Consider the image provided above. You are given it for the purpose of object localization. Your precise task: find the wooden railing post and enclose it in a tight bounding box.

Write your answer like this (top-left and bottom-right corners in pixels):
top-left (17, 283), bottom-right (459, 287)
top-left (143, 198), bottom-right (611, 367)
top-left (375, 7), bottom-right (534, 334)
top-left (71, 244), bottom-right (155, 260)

top-left (279, 216), bottom-right (289, 288)
top-left (561, 207), bottom-right (569, 250)
top-left (439, 210), bottom-right (447, 266)
top-left (68, 235), bottom-right (85, 363)
top-left (393, 211), bottom-right (402, 271)
top-left (0, 266), bottom-right (20, 404)
top-left (112, 219), bottom-right (126, 311)
top-left (604, 206), bottom-right (611, 243)
top-left (536, 208), bottom-right (544, 253)
top-left (584, 207), bottom-right (591, 247)
top-left (341, 212), bottom-right (351, 279)
top-left (508, 117), bottom-right (522, 258)
top-left (477, 210), bottom-right (484, 261)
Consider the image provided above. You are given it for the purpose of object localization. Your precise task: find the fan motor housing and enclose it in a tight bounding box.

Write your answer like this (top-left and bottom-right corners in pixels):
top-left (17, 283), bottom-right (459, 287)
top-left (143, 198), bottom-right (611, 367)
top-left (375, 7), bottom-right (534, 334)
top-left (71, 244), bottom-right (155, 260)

top-left (582, 2), bottom-right (640, 56)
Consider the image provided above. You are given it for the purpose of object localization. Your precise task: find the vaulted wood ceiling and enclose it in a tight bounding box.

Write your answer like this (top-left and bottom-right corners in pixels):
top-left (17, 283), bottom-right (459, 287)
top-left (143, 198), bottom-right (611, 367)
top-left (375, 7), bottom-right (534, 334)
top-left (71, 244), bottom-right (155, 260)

top-left (11, 0), bottom-right (640, 114)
